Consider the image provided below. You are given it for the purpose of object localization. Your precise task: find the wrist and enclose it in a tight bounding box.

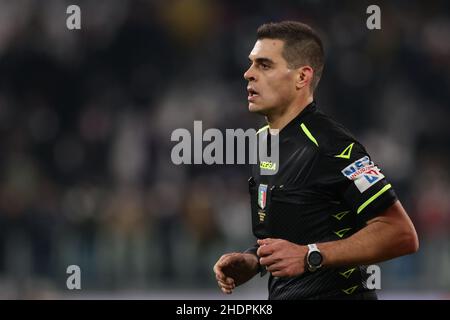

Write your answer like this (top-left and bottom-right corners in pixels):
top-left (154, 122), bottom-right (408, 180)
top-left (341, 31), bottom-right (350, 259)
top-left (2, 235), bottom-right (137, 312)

top-left (243, 252), bottom-right (259, 269)
top-left (240, 252), bottom-right (259, 275)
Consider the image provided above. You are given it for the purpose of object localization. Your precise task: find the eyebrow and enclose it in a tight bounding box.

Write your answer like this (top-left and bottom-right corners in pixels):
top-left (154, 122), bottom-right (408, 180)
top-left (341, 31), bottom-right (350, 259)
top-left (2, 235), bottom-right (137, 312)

top-left (248, 57), bottom-right (275, 65)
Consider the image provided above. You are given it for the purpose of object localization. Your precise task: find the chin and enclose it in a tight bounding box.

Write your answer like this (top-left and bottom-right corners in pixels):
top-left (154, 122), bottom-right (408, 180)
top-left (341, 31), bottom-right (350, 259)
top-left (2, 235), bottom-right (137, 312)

top-left (249, 103), bottom-right (270, 116)
top-left (248, 103), bottom-right (263, 113)
top-left (248, 103), bottom-right (257, 112)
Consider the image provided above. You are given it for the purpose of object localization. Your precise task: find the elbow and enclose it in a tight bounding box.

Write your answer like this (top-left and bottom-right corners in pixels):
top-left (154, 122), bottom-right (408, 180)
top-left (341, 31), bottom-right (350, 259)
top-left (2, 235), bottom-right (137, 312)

top-left (400, 225), bottom-right (419, 255)
top-left (409, 229), bottom-right (420, 254)
top-left (378, 201), bottom-right (419, 257)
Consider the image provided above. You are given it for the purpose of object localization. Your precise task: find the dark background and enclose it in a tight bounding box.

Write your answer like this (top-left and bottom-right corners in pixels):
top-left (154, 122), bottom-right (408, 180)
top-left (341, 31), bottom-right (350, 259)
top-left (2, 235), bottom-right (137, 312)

top-left (0, 0), bottom-right (449, 299)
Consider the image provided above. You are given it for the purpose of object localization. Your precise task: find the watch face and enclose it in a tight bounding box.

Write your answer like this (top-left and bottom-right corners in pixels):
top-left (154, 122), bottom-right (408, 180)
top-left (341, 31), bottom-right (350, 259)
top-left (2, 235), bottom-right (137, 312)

top-left (309, 251), bottom-right (323, 267)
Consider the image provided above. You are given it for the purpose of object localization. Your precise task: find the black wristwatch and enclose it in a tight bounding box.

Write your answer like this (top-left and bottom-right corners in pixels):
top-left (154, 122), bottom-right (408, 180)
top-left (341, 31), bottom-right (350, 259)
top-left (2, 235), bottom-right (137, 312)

top-left (306, 243), bottom-right (323, 272)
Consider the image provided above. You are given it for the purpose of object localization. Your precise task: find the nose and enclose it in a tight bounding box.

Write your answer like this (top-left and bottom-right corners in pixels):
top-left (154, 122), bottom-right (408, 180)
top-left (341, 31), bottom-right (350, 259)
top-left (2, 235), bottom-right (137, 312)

top-left (244, 65), bottom-right (256, 81)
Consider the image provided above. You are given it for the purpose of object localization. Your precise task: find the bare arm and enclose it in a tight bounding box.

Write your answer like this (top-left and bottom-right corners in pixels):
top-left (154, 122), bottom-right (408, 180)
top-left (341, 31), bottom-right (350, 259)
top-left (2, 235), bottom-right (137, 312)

top-left (319, 200), bottom-right (419, 267)
top-left (257, 201), bottom-right (419, 277)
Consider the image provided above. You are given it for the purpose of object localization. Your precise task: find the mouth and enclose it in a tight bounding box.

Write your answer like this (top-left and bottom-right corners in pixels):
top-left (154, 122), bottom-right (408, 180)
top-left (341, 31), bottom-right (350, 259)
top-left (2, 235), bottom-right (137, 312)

top-left (247, 87), bottom-right (259, 102)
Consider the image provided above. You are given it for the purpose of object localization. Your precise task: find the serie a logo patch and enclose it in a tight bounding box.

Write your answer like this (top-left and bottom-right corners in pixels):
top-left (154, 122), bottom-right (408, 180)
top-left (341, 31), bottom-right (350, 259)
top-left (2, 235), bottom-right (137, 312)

top-left (341, 156), bottom-right (384, 193)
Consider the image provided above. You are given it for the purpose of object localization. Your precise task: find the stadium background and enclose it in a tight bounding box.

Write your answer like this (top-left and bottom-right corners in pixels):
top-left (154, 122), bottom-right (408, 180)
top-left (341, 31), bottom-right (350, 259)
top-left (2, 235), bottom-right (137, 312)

top-left (0, 0), bottom-right (449, 299)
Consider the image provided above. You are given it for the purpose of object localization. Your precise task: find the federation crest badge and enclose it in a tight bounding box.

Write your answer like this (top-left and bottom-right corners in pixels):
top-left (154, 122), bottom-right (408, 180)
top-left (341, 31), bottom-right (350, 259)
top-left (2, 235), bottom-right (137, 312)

top-left (258, 184), bottom-right (268, 209)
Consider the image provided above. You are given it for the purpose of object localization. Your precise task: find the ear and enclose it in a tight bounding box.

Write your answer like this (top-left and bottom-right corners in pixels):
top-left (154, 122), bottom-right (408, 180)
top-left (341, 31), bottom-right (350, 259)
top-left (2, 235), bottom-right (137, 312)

top-left (295, 66), bottom-right (314, 90)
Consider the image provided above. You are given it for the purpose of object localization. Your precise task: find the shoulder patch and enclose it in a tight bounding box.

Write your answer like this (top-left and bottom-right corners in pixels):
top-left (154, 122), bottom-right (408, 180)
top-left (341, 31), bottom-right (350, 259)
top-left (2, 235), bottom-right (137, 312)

top-left (341, 156), bottom-right (385, 193)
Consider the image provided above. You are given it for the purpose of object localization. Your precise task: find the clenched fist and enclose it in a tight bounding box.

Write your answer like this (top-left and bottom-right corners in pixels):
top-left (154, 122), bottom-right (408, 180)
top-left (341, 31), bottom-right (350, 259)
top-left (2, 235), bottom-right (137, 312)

top-left (213, 252), bottom-right (259, 294)
top-left (257, 238), bottom-right (308, 277)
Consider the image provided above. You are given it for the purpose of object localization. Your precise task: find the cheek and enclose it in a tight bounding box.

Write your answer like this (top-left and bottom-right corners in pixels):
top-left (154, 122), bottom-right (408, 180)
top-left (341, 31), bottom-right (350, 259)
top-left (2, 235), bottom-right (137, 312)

top-left (268, 75), bottom-right (295, 101)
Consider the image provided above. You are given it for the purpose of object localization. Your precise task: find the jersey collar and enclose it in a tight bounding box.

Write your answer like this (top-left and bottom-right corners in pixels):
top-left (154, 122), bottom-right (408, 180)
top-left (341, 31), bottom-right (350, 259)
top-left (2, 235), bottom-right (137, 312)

top-left (279, 100), bottom-right (317, 137)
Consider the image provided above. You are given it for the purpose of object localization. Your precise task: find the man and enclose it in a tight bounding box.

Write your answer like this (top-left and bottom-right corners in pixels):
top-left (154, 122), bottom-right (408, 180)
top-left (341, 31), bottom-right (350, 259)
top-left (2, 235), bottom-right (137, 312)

top-left (213, 21), bottom-right (419, 300)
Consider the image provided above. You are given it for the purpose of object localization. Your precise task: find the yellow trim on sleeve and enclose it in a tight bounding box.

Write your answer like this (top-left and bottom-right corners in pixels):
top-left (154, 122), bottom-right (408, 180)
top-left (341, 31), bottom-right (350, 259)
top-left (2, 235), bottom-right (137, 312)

top-left (357, 184), bottom-right (392, 214)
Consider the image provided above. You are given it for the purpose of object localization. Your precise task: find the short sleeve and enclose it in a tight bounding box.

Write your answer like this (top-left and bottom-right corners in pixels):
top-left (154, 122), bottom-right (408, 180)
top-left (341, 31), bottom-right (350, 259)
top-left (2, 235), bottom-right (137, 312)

top-left (318, 141), bottom-right (398, 225)
top-left (243, 243), bottom-right (267, 276)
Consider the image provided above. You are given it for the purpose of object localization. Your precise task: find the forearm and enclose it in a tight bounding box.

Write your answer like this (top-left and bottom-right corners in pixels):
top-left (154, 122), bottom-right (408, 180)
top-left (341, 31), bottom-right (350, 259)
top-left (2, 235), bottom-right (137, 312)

top-left (319, 201), bottom-right (419, 267)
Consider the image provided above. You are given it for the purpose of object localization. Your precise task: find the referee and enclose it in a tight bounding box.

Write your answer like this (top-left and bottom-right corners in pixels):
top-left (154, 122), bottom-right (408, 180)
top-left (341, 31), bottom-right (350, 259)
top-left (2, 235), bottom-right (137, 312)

top-left (213, 21), bottom-right (419, 300)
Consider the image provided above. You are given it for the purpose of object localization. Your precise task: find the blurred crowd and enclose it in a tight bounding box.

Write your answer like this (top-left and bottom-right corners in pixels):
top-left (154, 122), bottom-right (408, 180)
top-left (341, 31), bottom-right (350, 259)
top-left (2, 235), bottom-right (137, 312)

top-left (0, 0), bottom-right (449, 298)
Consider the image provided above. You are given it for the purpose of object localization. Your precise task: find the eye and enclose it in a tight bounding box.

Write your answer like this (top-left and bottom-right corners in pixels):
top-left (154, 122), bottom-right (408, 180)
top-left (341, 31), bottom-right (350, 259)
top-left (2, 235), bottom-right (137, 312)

top-left (260, 63), bottom-right (270, 70)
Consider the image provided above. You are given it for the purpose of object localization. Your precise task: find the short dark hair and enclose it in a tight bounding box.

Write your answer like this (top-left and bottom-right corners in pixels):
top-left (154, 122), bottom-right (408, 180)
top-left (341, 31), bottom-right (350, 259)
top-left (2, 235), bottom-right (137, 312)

top-left (257, 21), bottom-right (324, 91)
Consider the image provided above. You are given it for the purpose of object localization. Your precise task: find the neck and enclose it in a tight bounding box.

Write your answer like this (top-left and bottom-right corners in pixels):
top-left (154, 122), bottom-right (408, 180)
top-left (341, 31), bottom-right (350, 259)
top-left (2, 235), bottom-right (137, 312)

top-left (266, 95), bottom-right (314, 132)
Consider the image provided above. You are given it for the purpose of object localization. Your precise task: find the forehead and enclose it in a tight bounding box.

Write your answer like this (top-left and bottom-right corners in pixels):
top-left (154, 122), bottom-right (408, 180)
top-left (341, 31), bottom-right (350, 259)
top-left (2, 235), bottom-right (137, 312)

top-left (249, 39), bottom-right (285, 60)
